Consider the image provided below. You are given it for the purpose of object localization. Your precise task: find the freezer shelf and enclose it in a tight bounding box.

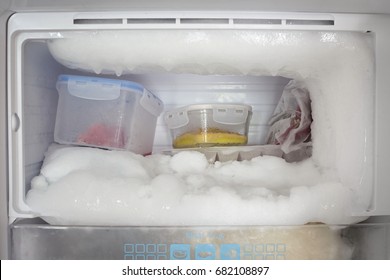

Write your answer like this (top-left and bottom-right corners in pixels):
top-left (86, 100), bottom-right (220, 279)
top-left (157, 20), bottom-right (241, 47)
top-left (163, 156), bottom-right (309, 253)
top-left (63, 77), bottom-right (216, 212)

top-left (163, 144), bottom-right (312, 163)
top-left (10, 219), bottom-right (390, 260)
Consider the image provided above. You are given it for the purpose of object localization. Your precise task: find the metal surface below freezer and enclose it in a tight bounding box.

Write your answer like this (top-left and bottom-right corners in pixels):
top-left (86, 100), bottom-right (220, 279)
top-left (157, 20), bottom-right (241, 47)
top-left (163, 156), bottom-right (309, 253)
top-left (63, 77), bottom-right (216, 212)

top-left (10, 219), bottom-right (390, 260)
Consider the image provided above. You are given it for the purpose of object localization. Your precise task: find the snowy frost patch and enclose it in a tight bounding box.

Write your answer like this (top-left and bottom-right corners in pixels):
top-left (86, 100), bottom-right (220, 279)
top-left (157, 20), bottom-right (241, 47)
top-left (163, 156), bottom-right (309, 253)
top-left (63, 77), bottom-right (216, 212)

top-left (26, 145), bottom-right (366, 226)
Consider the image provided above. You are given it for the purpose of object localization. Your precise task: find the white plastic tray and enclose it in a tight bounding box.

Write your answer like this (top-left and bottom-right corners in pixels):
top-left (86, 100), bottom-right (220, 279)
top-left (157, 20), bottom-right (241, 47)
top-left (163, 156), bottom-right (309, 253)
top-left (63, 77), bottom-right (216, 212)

top-left (163, 143), bottom-right (312, 163)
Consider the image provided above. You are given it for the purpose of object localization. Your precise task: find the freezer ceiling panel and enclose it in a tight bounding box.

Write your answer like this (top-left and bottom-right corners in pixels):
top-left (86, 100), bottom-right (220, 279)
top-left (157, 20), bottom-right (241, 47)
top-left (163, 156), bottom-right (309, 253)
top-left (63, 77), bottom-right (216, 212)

top-left (3, 0), bottom-right (390, 14)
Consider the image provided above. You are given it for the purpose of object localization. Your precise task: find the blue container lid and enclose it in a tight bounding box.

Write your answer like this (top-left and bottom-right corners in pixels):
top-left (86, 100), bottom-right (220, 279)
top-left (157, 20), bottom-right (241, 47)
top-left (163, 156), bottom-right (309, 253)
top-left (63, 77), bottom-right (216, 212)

top-left (57, 75), bottom-right (163, 116)
top-left (57, 75), bottom-right (145, 93)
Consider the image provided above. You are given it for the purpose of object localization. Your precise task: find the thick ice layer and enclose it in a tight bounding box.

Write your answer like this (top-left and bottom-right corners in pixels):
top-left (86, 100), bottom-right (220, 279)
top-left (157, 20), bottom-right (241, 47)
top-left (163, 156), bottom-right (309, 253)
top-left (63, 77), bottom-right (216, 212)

top-left (47, 30), bottom-right (375, 213)
top-left (26, 145), bottom-right (366, 226)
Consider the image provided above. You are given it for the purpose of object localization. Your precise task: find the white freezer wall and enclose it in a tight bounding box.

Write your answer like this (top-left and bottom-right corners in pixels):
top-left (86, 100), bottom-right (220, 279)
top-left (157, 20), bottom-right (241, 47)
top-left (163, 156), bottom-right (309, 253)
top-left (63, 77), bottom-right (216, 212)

top-left (21, 42), bottom-right (64, 185)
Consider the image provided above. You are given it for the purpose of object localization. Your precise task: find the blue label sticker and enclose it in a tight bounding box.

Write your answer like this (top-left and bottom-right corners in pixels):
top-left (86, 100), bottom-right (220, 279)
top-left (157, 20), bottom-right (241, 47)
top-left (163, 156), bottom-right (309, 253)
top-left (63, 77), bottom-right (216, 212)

top-left (195, 244), bottom-right (216, 260)
top-left (220, 244), bottom-right (240, 260)
top-left (170, 244), bottom-right (191, 260)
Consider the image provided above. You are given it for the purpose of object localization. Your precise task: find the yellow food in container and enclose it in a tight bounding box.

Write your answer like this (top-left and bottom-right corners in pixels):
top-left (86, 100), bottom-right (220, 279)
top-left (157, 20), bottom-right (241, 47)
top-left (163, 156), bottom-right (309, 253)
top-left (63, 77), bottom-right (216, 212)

top-left (173, 128), bottom-right (248, 148)
top-left (164, 104), bottom-right (252, 149)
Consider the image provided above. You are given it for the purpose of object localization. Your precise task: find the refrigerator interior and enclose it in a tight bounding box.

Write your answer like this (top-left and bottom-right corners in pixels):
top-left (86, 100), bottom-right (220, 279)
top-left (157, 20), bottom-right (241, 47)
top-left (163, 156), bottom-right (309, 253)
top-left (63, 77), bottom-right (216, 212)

top-left (4, 11), bottom-right (390, 259)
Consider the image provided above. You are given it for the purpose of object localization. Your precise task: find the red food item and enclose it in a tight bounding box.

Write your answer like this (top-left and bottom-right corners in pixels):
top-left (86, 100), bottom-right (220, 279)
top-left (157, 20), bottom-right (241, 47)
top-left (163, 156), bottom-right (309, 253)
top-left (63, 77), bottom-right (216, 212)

top-left (78, 123), bottom-right (125, 149)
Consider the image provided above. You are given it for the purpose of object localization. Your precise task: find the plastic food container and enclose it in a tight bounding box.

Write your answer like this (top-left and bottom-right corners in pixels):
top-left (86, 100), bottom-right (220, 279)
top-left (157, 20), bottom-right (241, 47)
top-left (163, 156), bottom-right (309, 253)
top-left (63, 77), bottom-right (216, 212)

top-left (164, 104), bottom-right (252, 148)
top-left (54, 75), bottom-right (163, 154)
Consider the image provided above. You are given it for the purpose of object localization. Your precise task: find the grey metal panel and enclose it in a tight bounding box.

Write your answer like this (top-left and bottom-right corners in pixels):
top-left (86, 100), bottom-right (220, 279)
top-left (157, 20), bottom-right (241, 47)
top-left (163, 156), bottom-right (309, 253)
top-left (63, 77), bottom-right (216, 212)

top-left (0, 11), bottom-right (13, 260)
top-left (0, 1), bottom-right (11, 16)
top-left (11, 220), bottom-right (372, 260)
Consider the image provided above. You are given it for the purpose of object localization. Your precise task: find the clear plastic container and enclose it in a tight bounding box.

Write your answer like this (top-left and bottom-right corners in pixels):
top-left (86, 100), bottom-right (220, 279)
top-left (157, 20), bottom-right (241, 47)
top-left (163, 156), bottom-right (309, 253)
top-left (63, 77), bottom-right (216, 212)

top-left (54, 75), bottom-right (163, 154)
top-left (164, 104), bottom-right (252, 148)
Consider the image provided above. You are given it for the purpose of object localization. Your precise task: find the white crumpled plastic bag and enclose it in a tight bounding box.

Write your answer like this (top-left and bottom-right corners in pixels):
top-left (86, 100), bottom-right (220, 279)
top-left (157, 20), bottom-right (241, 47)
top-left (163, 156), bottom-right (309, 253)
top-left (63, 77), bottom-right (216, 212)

top-left (267, 80), bottom-right (312, 153)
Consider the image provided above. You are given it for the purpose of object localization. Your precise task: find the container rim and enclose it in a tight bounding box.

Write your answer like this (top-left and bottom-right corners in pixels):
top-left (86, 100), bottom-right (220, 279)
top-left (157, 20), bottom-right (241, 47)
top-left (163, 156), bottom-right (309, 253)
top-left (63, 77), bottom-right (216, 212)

top-left (57, 74), bottom-right (145, 93)
top-left (166, 103), bottom-right (252, 114)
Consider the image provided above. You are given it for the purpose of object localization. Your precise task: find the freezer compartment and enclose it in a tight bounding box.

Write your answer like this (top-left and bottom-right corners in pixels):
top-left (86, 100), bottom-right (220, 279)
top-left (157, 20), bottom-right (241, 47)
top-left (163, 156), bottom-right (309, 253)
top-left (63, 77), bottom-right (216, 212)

top-left (10, 219), bottom-right (390, 260)
top-left (8, 11), bottom-right (389, 226)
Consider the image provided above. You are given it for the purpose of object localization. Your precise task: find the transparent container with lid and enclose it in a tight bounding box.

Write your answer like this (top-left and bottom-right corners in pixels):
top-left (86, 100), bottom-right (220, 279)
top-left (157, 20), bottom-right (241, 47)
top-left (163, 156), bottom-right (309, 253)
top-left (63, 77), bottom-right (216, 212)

top-left (164, 104), bottom-right (252, 148)
top-left (54, 75), bottom-right (163, 155)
